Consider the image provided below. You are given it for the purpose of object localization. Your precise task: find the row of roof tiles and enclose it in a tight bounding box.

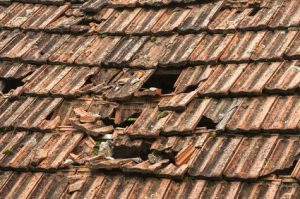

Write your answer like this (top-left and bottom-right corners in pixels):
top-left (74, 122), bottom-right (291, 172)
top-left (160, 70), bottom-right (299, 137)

top-left (15, 65), bottom-right (154, 99)
top-left (127, 95), bottom-right (300, 136)
top-left (92, 133), bottom-right (300, 179)
top-left (81, 0), bottom-right (277, 11)
top-left (1, 130), bottom-right (300, 180)
top-left (0, 30), bottom-right (299, 68)
top-left (0, 61), bottom-right (36, 79)
top-left (176, 61), bottom-right (300, 96)
top-left (0, 0), bottom-right (83, 6)
top-left (0, 95), bottom-right (122, 131)
top-left (0, 131), bottom-right (85, 170)
top-left (85, 0), bottom-right (299, 35)
top-left (1, 170), bottom-right (299, 199)
top-left (1, 94), bottom-right (300, 133)
top-left (1, 0), bottom-right (300, 34)
top-left (9, 60), bottom-right (300, 98)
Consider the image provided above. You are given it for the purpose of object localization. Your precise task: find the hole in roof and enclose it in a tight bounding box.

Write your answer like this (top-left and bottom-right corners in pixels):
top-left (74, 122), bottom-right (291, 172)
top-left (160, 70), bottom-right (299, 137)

top-left (45, 110), bottom-right (55, 121)
top-left (270, 159), bottom-right (298, 176)
top-left (1, 79), bottom-right (24, 94)
top-left (117, 112), bottom-right (141, 128)
top-left (185, 85), bottom-right (199, 93)
top-left (197, 116), bottom-right (217, 129)
top-left (113, 140), bottom-right (152, 160)
top-left (85, 74), bottom-right (94, 85)
top-left (141, 71), bottom-right (180, 94)
top-left (248, 6), bottom-right (261, 16)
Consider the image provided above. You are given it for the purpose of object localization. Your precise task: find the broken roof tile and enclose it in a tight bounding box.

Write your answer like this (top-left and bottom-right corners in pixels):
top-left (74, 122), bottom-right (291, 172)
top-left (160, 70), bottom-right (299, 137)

top-left (238, 5), bottom-right (281, 30)
top-left (203, 98), bottom-right (242, 131)
top-left (174, 65), bottom-right (214, 93)
top-left (187, 134), bottom-right (300, 179)
top-left (2, 0), bottom-right (300, 194)
top-left (126, 107), bottom-right (169, 138)
top-left (162, 98), bottom-right (211, 134)
top-left (158, 91), bottom-right (197, 112)
top-left (104, 69), bottom-right (154, 100)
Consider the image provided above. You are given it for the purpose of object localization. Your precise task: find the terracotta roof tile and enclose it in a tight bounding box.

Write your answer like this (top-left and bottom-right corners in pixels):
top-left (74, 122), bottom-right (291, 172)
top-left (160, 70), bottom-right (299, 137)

top-left (0, 131), bottom-right (83, 169)
top-left (2, 0), bottom-right (300, 196)
top-left (0, 61), bottom-right (36, 79)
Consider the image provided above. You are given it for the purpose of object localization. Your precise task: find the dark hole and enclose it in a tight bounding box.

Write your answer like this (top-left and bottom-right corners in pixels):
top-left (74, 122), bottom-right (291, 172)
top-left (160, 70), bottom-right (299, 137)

top-left (185, 85), bottom-right (198, 93)
top-left (1, 79), bottom-right (24, 94)
top-left (142, 72), bottom-right (180, 94)
top-left (249, 7), bottom-right (261, 16)
top-left (45, 110), bottom-right (55, 120)
top-left (113, 140), bottom-right (152, 160)
top-left (102, 118), bottom-right (115, 126)
top-left (77, 19), bottom-right (93, 26)
top-left (197, 116), bottom-right (217, 129)
top-left (273, 158), bottom-right (299, 176)
top-left (85, 74), bottom-right (94, 85)
top-left (117, 112), bottom-right (141, 128)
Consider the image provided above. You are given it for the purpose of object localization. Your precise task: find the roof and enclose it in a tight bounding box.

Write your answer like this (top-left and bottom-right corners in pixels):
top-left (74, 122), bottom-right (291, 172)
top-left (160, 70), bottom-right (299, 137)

top-left (1, 0), bottom-right (300, 198)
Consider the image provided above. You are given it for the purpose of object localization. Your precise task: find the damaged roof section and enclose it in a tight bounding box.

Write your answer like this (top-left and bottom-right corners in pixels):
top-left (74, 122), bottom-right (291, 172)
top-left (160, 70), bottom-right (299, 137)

top-left (175, 61), bottom-right (300, 97)
top-left (125, 95), bottom-right (300, 137)
top-left (84, 133), bottom-right (300, 179)
top-left (1, 0), bottom-right (300, 195)
top-left (11, 65), bottom-right (155, 99)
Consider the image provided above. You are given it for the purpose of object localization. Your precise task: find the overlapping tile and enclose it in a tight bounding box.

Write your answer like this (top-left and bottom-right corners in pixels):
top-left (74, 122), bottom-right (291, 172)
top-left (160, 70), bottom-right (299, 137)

top-left (0, 61), bottom-right (36, 79)
top-left (0, 29), bottom-right (299, 68)
top-left (1, 170), bottom-right (299, 199)
top-left (0, 96), bottom-right (62, 130)
top-left (174, 61), bottom-right (300, 97)
top-left (0, 3), bottom-right (70, 30)
top-left (86, 133), bottom-right (300, 179)
top-left (0, 131), bottom-right (84, 170)
top-left (1, 0), bottom-right (300, 195)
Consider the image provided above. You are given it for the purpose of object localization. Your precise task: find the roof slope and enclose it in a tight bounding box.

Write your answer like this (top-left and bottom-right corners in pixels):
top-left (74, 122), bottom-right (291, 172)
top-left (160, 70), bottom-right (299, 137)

top-left (1, 0), bottom-right (300, 198)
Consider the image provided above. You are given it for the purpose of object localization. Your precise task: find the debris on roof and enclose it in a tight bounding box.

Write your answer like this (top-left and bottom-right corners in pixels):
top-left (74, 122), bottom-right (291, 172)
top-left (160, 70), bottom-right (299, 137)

top-left (1, 0), bottom-right (300, 197)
